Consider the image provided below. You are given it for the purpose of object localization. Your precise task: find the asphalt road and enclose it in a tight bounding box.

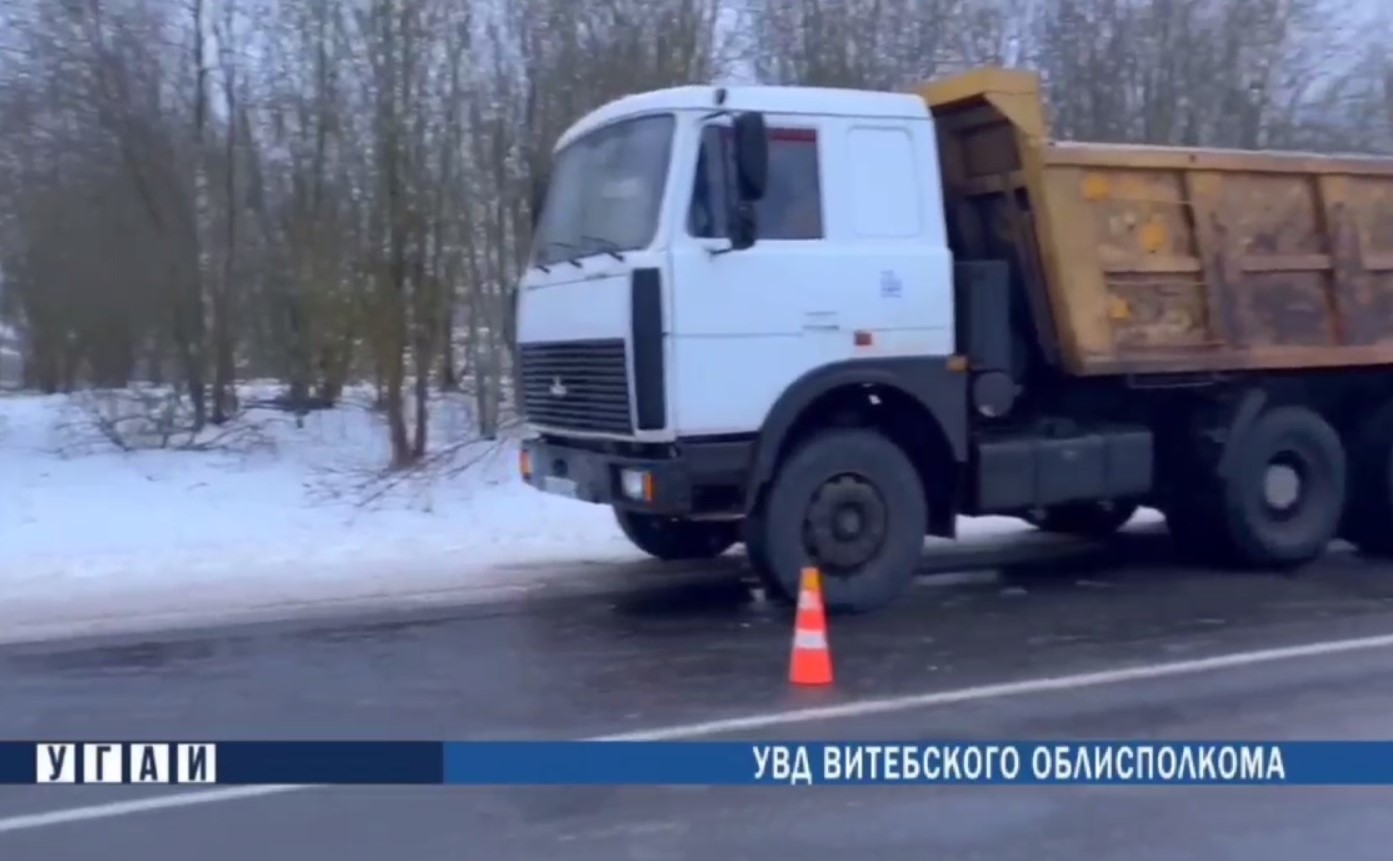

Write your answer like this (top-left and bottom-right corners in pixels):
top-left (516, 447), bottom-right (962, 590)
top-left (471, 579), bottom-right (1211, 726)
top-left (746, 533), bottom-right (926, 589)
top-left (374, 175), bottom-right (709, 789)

top-left (6, 529), bottom-right (1393, 859)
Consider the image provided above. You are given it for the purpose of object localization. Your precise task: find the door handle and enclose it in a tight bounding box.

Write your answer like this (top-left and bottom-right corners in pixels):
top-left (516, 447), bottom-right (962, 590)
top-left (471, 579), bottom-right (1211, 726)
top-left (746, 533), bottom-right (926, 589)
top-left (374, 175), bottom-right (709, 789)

top-left (803, 311), bottom-right (840, 331)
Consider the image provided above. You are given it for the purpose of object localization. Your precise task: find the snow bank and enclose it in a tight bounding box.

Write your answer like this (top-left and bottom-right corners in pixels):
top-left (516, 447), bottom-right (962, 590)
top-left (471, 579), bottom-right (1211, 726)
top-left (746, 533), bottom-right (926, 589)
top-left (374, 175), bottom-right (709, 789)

top-left (0, 386), bottom-right (1146, 642)
top-left (0, 387), bottom-right (639, 640)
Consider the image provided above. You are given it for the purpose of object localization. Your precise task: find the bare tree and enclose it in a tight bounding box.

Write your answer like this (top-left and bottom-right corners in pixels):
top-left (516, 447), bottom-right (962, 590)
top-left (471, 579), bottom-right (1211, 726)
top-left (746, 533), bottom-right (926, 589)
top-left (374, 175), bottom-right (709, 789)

top-left (0, 0), bottom-right (1386, 469)
top-left (209, 0), bottom-right (241, 423)
top-left (749, 0), bottom-right (1013, 89)
top-left (1033, 0), bottom-right (1356, 147)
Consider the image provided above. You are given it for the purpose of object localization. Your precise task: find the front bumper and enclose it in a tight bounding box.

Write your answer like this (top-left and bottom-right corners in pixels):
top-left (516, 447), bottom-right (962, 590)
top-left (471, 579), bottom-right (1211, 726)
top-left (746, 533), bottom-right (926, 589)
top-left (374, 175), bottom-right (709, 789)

top-left (519, 436), bottom-right (752, 516)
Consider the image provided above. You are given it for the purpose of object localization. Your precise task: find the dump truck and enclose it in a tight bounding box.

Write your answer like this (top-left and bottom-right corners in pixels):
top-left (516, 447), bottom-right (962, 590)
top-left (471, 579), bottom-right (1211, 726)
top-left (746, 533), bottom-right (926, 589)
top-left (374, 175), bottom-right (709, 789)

top-left (515, 67), bottom-right (1393, 613)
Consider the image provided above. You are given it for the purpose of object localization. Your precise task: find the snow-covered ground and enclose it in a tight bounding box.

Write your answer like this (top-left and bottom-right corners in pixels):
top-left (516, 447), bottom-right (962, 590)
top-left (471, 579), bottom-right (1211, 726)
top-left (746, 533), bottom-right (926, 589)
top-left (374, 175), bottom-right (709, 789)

top-left (0, 385), bottom-right (1161, 643)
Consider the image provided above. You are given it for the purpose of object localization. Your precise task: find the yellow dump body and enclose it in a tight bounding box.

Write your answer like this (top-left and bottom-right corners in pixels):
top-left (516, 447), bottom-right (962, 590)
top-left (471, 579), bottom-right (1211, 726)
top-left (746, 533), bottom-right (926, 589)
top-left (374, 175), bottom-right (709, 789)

top-left (916, 68), bottom-right (1393, 377)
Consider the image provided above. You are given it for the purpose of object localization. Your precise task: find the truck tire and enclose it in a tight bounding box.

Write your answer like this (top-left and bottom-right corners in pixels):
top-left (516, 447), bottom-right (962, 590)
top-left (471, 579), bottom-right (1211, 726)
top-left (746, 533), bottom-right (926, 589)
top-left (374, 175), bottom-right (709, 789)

top-left (757, 428), bottom-right (927, 614)
top-left (740, 509), bottom-right (793, 605)
top-left (613, 510), bottom-right (739, 561)
top-left (1340, 403), bottom-right (1393, 557)
top-left (1024, 500), bottom-right (1139, 539)
top-left (1213, 406), bottom-right (1345, 568)
top-left (729, 509), bottom-right (785, 596)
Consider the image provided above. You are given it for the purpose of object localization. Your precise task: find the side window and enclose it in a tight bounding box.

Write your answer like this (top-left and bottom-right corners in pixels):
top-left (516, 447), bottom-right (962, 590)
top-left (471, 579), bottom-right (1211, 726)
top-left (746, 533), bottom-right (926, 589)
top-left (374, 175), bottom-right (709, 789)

top-left (688, 126), bottom-right (824, 241)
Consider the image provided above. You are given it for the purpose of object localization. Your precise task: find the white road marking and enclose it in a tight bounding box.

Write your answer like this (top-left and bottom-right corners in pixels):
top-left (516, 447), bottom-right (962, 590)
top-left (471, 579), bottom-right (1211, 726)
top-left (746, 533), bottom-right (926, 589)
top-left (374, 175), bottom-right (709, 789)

top-left (6, 629), bottom-right (1393, 834)
top-left (0, 786), bottom-right (298, 833)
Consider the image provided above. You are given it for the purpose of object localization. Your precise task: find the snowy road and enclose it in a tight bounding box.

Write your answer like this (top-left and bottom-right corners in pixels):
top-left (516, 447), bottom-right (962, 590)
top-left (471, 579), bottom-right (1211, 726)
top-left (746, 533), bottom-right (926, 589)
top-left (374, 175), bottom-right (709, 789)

top-left (5, 534), bottom-right (1393, 857)
top-left (0, 521), bottom-right (1144, 645)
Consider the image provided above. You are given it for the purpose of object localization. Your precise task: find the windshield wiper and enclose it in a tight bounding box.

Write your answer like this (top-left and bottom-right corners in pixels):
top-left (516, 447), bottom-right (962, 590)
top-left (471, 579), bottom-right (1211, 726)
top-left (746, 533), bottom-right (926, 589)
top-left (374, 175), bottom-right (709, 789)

top-left (580, 235), bottom-right (626, 262)
top-left (537, 241), bottom-right (584, 269)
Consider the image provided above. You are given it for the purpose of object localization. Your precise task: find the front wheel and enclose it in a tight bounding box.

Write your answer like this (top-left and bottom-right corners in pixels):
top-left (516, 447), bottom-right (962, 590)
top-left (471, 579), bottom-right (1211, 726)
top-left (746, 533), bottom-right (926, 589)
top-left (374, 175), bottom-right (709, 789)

top-left (756, 428), bottom-right (927, 614)
top-left (741, 508), bottom-right (793, 605)
top-left (613, 509), bottom-right (739, 561)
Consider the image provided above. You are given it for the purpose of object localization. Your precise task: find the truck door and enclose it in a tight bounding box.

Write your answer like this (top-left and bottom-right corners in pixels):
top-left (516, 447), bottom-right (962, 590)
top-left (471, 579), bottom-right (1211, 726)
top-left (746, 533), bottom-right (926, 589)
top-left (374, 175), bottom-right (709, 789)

top-left (667, 114), bottom-right (955, 438)
top-left (835, 120), bottom-right (955, 362)
top-left (668, 118), bottom-right (849, 436)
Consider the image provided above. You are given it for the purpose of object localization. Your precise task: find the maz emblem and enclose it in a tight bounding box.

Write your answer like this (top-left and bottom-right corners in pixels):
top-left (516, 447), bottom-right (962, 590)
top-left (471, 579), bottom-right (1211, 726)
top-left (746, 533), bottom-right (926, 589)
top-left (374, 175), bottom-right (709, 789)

top-left (549, 377), bottom-right (568, 398)
top-left (879, 269), bottom-right (903, 299)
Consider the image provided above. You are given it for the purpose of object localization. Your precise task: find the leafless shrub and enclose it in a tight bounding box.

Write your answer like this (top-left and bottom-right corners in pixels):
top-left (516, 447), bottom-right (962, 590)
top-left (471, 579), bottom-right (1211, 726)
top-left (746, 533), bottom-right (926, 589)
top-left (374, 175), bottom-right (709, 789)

top-left (53, 387), bottom-right (277, 456)
top-left (304, 386), bottom-right (524, 510)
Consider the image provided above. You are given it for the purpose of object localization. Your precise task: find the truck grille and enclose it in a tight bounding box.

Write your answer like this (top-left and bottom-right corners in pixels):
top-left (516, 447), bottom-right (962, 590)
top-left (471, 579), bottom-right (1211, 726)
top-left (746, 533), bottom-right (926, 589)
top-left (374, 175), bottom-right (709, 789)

top-left (519, 339), bottom-right (633, 434)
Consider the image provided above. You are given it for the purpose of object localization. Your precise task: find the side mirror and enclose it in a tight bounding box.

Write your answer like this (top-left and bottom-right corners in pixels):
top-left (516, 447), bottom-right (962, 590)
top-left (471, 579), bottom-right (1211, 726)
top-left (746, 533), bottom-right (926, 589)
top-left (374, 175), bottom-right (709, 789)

top-left (529, 174), bottom-right (549, 231)
top-left (732, 112), bottom-right (768, 202)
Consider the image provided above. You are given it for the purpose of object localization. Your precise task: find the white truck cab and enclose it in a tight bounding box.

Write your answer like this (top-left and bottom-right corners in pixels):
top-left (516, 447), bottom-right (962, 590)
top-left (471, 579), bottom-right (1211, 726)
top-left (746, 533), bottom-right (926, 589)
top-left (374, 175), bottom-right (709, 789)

top-left (517, 84), bottom-right (956, 436)
top-left (517, 72), bottom-right (1150, 613)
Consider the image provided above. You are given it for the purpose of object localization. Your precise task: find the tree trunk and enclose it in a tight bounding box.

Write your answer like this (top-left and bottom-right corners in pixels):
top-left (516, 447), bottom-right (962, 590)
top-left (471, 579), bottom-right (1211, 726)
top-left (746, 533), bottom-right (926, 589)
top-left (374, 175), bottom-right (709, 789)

top-left (439, 299), bottom-right (457, 391)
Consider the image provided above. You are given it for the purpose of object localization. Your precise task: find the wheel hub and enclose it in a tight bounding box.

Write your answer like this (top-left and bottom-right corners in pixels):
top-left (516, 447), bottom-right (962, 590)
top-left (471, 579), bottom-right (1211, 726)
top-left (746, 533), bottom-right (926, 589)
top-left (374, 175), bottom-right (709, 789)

top-left (833, 505), bottom-right (864, 539)
top-left (1263, 461), bottom-right (1303, 511)
top-left (804, 475), bottom-right (888, 572)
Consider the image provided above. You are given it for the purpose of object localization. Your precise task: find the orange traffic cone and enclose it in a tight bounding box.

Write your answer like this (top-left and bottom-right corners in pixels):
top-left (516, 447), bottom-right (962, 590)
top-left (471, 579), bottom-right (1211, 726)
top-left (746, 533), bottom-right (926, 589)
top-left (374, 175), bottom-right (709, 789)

top-left (790, 566), bottom-right (834, 686)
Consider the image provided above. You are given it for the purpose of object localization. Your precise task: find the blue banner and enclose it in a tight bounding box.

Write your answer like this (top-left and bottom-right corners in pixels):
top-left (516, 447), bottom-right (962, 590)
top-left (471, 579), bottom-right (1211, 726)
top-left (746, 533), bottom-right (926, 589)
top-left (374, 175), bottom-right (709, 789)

top-left (440, 741), bottom-right (1300, 786)
top-left (13, 740), bottom-right (1393, 785)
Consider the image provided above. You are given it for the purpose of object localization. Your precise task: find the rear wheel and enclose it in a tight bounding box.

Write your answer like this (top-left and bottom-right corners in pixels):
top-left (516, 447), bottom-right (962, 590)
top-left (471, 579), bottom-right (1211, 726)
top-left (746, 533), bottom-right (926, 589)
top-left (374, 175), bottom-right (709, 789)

top-left (613, 509), bottom-right (739, 561)
top-left (755, 428), bottom-right (927, 614)
top-left (1212, 406), bottom-right (1345, 568)
top-left (1024, 500), bottom-right (1139, 539)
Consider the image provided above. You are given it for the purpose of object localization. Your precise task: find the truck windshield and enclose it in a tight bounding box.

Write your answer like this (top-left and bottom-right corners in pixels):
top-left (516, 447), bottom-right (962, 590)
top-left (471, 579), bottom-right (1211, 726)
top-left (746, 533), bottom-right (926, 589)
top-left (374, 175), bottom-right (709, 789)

top-left (531, 114), bottom-right (675, 268)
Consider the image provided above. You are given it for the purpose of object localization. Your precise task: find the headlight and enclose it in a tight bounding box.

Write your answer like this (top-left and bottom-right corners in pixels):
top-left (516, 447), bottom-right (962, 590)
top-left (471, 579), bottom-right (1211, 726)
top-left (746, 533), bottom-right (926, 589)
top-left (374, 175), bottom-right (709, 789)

top-left (620, 468), bottom-right (651, 501)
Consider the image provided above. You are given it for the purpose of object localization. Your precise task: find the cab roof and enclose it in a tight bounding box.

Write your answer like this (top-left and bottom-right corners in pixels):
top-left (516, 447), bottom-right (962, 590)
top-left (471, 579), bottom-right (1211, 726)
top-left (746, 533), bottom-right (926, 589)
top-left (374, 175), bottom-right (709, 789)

top-left (555, 84), bottom-right (931, 151)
